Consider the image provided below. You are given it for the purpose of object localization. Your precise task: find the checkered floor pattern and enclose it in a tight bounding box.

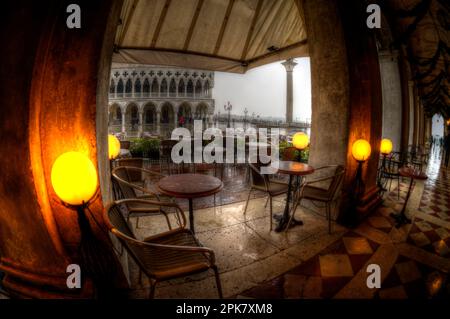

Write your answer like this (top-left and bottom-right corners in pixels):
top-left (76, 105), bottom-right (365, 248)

top-left (237, 155), bottom-right (450, 299)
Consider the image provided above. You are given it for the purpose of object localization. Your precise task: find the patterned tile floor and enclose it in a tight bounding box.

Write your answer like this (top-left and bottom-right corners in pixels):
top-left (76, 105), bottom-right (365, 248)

top-left (237, 153), bottom-right (450, 299)
top-left (126, 153), bottom-right (450, 299)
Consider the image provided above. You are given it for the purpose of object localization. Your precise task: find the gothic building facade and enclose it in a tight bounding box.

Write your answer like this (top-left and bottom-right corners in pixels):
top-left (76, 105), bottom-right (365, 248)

top-left (108, 65), bottom-right (215, 138)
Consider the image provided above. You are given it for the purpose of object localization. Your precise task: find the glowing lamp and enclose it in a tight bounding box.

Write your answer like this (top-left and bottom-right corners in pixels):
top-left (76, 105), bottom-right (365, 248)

top-left (351, 139), bottom-right (371, 162)
top-left (292, 132), bottom-right (309, 150)
top-left (108, 134), bottom-right (121, 160)
top-left (380, 138), bottom-right (393, 155)
top-left (51, 152), bottom-right (98, 206)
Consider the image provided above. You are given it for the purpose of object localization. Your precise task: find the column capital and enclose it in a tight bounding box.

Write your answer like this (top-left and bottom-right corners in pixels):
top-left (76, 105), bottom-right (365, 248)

top-left (282, 58), bottom-right (298, 72)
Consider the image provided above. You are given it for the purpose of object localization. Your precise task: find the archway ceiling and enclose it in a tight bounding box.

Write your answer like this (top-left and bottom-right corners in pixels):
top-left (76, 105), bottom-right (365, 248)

top-left (382, 0), bottom-right (449, 117)
top-left (113, 0), bottom-right (308, 73)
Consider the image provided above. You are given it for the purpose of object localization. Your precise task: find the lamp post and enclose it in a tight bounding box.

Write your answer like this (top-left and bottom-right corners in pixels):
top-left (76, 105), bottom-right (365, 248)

top-left (377, 138), bottom-right (393, 191)
top-left (348, 139), bottom-right (372, 226)
top-left (244, 108), bottom-right (248, 130)
top-left (51, 152), bottom-right (116, 297)
top-left (224, 101), bottom-right (232, 128)
top-left (292, 132), bottom-right (309, 163)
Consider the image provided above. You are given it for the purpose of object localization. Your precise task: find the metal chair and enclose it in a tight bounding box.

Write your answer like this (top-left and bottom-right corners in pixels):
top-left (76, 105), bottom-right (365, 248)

top-left (288, 165), bottom-right (345, 234)
top-left (112, 166), bottom-right (171, 228)
top-left (243, 163), bottom-right (289, 231)
top-left (104, 199), bottom-right (223, 299)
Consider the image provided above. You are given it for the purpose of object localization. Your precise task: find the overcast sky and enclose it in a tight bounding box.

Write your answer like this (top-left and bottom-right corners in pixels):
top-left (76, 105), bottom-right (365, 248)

top-left (212, 57), bottom-right (311, 122)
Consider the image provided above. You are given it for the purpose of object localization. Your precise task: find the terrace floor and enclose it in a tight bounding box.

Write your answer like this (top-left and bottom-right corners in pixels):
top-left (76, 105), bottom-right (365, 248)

top-left (125, 152), bottom-right (450, 299)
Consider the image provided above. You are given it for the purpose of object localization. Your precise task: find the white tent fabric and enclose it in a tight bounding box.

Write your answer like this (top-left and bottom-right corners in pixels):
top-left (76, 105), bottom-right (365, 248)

top-left (113, 0), bottom-right (308, 73)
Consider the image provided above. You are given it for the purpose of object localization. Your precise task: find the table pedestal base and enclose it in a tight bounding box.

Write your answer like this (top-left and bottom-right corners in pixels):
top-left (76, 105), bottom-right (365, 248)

top-left (390, 212), bottom-right (411, 228)
top-left (274, 214), bottom-right (303, 232)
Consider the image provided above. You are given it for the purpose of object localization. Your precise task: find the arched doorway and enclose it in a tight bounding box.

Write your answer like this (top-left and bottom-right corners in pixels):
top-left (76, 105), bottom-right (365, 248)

top-left (108, 104), bottom-right (122, 133)
top-left (178, 102), bottom-right (193, 128)
top-left (195, 103), bottom-right (209, 127)
top-left (125, 103), bottom-right (139, 135)
top-left (160, 102), bottom-right (175, 137)
top-left (143, 103), bottom-right (157, 134)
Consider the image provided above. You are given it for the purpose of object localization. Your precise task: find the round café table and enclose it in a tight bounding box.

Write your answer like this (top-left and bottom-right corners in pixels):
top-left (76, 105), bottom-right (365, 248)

top-left (272, 161), bottom-right (315, 232)
top-left (157, 174), bottom-right (223, 234)
top-left (390, 166), bottom-right (427, 228)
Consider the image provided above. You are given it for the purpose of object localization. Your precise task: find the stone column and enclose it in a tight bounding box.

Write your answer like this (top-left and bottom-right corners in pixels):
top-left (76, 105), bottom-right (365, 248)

top-left (282, 59), bottom-right (297, 124)
top-left (379, 50), bottom-right (402, 151)
top-left (138, 110), bottom-right (143, 137)
top-left (303, 0), bottom-right (350, 169)
top-left (174, 111), bottom-right (178, 128)
top-left (156, 111), bottom-right (161, 135)
top-left (121, 108), bottom-right (126, 134)
top-left (408, 81), bottom-right (415, 147)
top-left (413, 84), bottom-right (420, 148)
top-left (0, 0), bottom-right (127, 298)
top-left (399, 50), bottom-right (411, 159)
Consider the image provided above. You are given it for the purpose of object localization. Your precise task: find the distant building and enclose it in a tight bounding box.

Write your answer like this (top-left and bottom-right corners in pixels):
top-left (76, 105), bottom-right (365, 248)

top-left (108, 65), bottom-right (215, 138)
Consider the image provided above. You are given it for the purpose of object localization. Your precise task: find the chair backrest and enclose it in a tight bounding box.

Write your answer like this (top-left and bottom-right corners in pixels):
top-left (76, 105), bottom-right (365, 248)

top-left (248, 163), bottom-right (269, 190)
top-left (112, 166), bottom-right (138, 199)
top-left (105, 203), bottom-right (136, 239)
top-left (104, 199), bottom-right (190, 279)
top-left (327, 165), bottom-right (345, 201)
top-left (282, 147), bottom-right (298, 161)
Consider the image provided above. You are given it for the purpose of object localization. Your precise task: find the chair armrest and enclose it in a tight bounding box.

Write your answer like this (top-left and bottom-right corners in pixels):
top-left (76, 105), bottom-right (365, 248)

top-left (115, 198), bottom-right (187, 228)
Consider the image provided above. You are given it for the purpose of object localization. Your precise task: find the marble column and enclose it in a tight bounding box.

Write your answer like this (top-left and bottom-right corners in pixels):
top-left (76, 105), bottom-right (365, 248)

top-left (282, 59), bottom-right (297, 124)
top-left (379, 50), bottom-right (402, 151)
top-left (399, 49), bottom-right (411, 159)
top-left (413, 84), bottom-right (420, 148)
top-left (156, 111), bottom-right (161, 135)
top-left (138, 110), bottom-right (143, 137)
top-left (121, 108), bottom-right (126, 134)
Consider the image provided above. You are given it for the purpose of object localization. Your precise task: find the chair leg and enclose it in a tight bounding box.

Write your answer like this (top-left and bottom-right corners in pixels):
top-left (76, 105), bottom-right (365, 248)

top-left (149, 279), bottom-right (157, 299)
top-left (243, 189), bottom-right (252, 216)
top-left (213, 266), bottom-right (223, 299)
top-left (397, 175), bottom-right (400, 200)
top-left (264, 196), bottom-right (270, 208)
top-left (269, 196), bottom-right (273, 231)
top-left (136, 217), bottom-right (140, 229)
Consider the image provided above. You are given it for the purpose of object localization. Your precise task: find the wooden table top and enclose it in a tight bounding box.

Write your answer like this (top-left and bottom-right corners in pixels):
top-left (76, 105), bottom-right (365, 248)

top-left (398, 167), bottom-right (428, 180)
top-left (274, 161), bottom-right (315, 176)
top-left (157, 174), bottom-right (223, 199)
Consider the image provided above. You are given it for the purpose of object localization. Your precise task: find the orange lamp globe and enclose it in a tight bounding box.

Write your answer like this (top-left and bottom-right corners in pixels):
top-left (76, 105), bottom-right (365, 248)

top-left (51, 152), bottom-right (98, 206)
top-left (351, 139), bottom-right (371, 162)
top-left (380, 138), bottom-right (393, 155)
top-left (108, 134), bottom-right (121, 160)
top-left (292, 132), bottom-right (309, 150)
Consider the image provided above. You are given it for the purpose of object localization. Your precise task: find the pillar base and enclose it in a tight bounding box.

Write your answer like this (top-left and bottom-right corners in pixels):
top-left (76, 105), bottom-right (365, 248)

top-left (340, 186), bottom-right (383, 227)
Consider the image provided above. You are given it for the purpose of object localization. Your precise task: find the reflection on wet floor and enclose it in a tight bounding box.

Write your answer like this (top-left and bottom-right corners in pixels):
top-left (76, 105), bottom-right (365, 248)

top-left (127, 155), bottom-right (450, 299)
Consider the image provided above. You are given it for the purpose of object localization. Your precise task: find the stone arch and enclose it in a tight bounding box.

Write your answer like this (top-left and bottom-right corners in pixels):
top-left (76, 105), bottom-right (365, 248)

top-left (169, 78), bottom-right (177, 97)
top-left (134, 78), bottom-right (141, 97)
top-left (195, 103), bottom-right (209, 127)
top-left (160, 102), bottom-right (174, 124)
top-left (151, 78), bottom-right (159, 96)
top-left (125, 103), bottom-right (139, 131)
top-left (143, 78), bottom-right (150, 97)
top-left (186, 79), bottom-right (194, 97)
top-left (143, 102), bottom-right (157, 125)
top-left (108, 103), bottom-right (122, 126)
top-left (178, 102), bottom-right (193, 126)
top-left (125, 78), bottom-right (132, 97)
top-left (178, 78), bottom-right (185, 97)
top-left (116, 78), bottom-right (124, 97)
top-left (194, 80), bottom-right (202, 97)
top-left (160, 78), bottom-right (168, 97)
top-left (109, 79), bottom-right (115, 96)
